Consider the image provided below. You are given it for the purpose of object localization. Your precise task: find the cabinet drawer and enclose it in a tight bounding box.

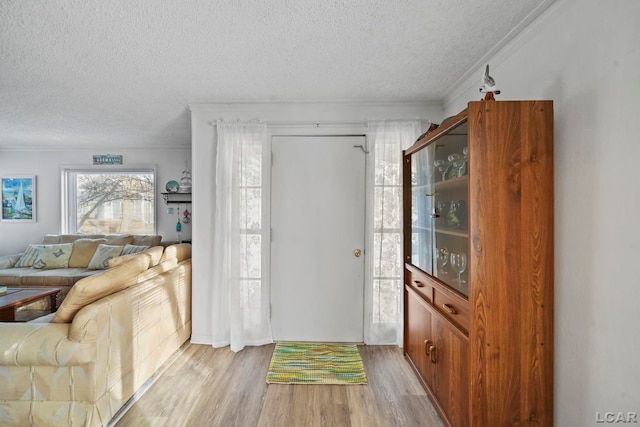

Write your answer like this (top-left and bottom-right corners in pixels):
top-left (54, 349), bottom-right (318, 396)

top-left (433, 287), bottom-right (470, 332)
top-left (405, 268), bottom-right (433, 303)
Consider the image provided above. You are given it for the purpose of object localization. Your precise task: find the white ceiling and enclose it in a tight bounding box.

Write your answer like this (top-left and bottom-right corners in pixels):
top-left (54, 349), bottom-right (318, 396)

top-left (0, 0), bottom-right (553, 149)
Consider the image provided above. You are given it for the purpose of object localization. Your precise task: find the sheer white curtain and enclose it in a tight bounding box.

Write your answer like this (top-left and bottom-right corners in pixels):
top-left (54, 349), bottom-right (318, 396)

top-left (211, 120), bottom-right (272, 352)
top-left (365, 120), bottom-right (423, 346)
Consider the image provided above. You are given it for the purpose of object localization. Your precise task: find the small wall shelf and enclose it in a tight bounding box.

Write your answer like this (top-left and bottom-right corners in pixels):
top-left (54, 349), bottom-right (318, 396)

top-left (161, 193), bottom-right (191, 204)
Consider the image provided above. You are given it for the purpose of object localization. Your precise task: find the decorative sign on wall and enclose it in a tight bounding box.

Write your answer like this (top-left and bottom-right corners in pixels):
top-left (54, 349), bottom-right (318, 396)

top-left (93, 154), bottom-right (123, 165)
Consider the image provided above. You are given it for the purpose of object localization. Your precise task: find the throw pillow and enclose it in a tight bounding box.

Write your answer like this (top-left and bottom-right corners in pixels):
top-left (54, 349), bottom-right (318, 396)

top-left (31, 243), bottom-right (73, 269)
top-left (51, 255), bottom-right (150, 323)
top-left (121, 244), bottom-right (151, 255)
top-left (87, 244), bottom-right (124, 270)
top-left (14, 244), bottom-right (45, 267)
top-left (68, 238), bottom-right (108, 268)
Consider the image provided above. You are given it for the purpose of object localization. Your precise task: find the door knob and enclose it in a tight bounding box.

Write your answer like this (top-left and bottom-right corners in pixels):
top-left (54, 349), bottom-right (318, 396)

top-left (354, 249), bottom-right (362, 257)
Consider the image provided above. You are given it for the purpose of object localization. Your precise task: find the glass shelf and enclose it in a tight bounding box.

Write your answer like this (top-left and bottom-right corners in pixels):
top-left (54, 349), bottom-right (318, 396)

top-left (435, 175), bottom-right (468, 191)
top-left (435, 228), bottom-right (468, 238)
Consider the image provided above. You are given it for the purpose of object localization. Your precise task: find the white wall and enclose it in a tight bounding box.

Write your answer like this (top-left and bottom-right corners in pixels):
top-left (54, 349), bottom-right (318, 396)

top-left (0, 147), bottom-right (192, 255)
top-left (444, 0), bottom-right (640, 425)
top-left (189, 101), bottom-right (442, 345)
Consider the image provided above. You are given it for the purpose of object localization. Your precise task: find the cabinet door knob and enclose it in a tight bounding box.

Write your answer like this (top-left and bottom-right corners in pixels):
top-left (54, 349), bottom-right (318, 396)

top-left (429, 346), bottom-right (437, 363)
top-left (415, 281), bottom-right (426, 288)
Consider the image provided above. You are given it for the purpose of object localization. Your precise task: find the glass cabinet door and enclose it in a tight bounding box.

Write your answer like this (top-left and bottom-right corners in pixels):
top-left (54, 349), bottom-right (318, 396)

top-left (410, 144), bottom-right (435, 275)
top-left (410, 121), bottom-right (470, 298)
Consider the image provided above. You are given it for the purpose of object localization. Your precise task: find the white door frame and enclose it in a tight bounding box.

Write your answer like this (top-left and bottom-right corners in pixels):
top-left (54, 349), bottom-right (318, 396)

top-left (269, 134), bottom-right (368, 342)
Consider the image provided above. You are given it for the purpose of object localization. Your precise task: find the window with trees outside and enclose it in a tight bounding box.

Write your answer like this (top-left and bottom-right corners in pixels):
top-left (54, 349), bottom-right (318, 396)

top-left (63, 168), bottom-right (155, 234)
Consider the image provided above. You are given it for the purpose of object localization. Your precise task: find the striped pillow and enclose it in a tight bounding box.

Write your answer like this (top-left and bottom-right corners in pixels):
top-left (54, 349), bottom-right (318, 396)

top-left (14, 244), bottom-right (46, 267)
top-left (87, 244), bottom-right (124, 270)
top-left (121, 244), bottom-right (151, 255)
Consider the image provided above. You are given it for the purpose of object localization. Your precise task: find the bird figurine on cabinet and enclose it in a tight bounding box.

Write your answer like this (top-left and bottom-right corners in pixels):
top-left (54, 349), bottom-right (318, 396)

top-left (480, 64), bottom-right (501, 99)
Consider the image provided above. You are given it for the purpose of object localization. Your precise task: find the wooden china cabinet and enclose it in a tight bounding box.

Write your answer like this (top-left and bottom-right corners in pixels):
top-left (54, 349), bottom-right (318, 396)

top-left (402, 98), bottom-right (554, 427)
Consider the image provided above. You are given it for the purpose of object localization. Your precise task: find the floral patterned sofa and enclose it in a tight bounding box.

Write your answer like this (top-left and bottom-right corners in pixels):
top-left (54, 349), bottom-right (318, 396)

top-left (0, 243), bottom-right (192, 426)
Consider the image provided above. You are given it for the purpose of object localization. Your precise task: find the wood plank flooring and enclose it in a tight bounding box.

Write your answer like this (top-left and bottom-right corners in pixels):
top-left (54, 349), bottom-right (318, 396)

top-left (114, 343), bottom-right (445, 427)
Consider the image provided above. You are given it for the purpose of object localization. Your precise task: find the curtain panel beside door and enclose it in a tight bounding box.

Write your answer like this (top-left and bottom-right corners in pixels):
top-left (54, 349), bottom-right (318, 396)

top-left (365, 120), bottom-right (422, 346)
top-left (211, 120), bottom-right (272, 352)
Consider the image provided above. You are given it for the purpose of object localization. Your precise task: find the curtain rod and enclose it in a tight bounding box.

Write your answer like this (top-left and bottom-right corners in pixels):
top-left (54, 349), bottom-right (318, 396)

top-left (209, 119), bottom-right (423, 128)
top-left (208, 120), bottom-right (367, 128)
top-left (267, 121), bottom-right (367, 128)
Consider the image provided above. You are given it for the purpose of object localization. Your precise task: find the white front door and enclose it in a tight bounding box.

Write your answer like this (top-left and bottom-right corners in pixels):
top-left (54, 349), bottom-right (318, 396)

top-left (270, 136), bottom-right (366, 342)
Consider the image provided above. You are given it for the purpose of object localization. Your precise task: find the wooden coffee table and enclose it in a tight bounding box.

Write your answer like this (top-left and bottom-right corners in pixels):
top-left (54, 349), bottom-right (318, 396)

top-left (0, 287), bottom-right (61, 322)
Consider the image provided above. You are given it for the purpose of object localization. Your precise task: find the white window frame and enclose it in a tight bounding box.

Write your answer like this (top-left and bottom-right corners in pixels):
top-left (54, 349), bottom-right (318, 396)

top-left (61, 165), bottom-right (157, 234)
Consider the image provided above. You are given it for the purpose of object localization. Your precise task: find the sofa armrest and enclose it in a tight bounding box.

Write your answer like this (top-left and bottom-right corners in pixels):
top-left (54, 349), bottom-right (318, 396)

top-left (0, 322), bottom-right (95, 366)
top-left (0, 253), bottom-right (23, 269)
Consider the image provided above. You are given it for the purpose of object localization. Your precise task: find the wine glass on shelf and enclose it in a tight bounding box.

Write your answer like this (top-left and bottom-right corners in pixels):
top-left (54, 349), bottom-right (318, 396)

top-left (437, 247), bottom-right (449, 276)
top-left (436, 202), bottom-right (449, 227)
top-left (446, 200), bottom-right (466, 230)
top-left (461, 147), bottom-right (468, 176)
top-left (447, 153), bottom-right (462, 179)
top-left (434, 159), bottom-right (450, 181)
top-left (450, 252), bottom-right (467, 284)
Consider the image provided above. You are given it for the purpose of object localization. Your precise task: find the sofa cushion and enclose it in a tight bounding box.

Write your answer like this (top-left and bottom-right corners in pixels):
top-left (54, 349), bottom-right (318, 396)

top-left (58, 234), bottom-right (106, 244)
top-left (51, 255), bottom-right (150, 323)
top-left (28, 312), bottom-right (55, 323)
top-left (68, 238), bottom-right (108, 268)
top-left (0, 253), bottom-right (23, 269)
top-left (87, 244), bottom-right (124, 270)
top-left (32, 244), bottom-right (73, 269)
top-left (121, 244), bottom-right (151, 255)
top-left (131, 235), bottom-right (162, 247)
top-left (108, 246), bottom-right (164, 268)
top-left (41, 234), bottom-right (62, 244)
top-left (104, 234), bottom-right (134, 246)
top-left (0, 268), bottom-right (98, 285)
top-left (160, 243), bottom-right (192, 263)
top-left (135, 257), bottom-right (178, 283)
top-left (0, 267), bottom-right (31, 285)
top-left (1, 268), bottom-right (100, 303)
top-left (14, 244), bottom-right (45, 267)
top-left (17, 268), bottom-right (99, 286)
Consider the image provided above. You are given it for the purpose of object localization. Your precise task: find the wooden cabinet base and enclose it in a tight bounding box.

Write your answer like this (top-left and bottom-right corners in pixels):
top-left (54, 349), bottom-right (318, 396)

top-left (406, 285), bottom-right (469, 427)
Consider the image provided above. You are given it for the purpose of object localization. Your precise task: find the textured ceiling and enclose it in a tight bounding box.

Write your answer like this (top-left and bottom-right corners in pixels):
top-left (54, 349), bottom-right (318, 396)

top-left (0, 0), bottom-right (553, 148)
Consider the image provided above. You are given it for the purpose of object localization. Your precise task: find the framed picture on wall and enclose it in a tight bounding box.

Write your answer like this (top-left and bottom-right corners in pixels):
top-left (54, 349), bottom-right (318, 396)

top-left (1, 175), bottom-right (36, 222)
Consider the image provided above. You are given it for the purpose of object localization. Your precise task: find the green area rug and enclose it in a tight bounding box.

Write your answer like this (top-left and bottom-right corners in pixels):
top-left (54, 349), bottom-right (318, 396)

top-left (266, 342), bottom-right (368, 385)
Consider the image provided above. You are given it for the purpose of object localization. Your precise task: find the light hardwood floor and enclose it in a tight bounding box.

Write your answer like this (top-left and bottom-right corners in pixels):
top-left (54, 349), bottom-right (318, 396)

top-left (114, 343), bottom-right (445, 427)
